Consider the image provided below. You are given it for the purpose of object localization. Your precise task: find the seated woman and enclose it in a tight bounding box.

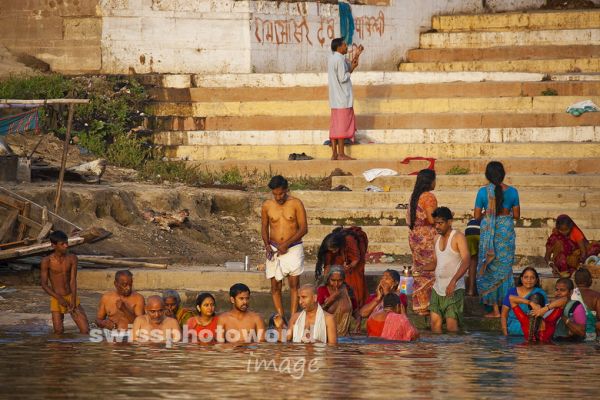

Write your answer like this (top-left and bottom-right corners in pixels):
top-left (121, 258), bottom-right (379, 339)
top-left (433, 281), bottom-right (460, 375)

top-left (545, 215), bottom-right (600, 276)
top-left (163, 290), bottom-right (194, 327)
top-left (511, 278), bottom-right (586, 342)
top-left (187, 293), bottom-right (218, 344)
top-left (317, 265), bottom-right (357, 336)
top-left (359, 269), bottom-right (407, 320)
top-left (501, 267), bottom-right (547, 336)
top-left (367, 293), bottom-right (419, 341)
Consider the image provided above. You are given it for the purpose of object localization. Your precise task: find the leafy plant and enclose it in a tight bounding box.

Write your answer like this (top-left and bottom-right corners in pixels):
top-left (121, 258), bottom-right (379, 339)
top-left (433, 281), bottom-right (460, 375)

top-left (446, 165), bottom-right (470, 175)
top-left (541, 88), bottom-right (558, 96)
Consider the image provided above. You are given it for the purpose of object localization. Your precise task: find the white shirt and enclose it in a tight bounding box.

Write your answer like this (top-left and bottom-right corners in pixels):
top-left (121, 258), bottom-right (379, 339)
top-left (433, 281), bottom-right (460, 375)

top-left (328, 51), bottom-right (353, 109)
top-left (433, 230), bottom-right (465, 296)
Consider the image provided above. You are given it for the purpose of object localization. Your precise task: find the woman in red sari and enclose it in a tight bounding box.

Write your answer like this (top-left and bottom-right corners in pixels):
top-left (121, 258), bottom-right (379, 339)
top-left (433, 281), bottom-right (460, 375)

top-left (315, 228), bottom-right (368, 307)
top-left (407, 169), bottom-right (437, 316)
top-left (187, 292), bottom-right (218, 344)
top-left (545, 215), bottom-right (600, 276)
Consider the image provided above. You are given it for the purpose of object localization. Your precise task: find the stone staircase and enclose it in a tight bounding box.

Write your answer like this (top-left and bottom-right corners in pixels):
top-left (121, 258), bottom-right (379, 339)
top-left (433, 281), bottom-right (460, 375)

top-left (147, 8), bottom-right (600, 266)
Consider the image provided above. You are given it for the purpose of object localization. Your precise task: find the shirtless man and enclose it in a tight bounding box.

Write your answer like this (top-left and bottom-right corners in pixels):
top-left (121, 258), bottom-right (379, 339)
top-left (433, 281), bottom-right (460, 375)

top-left (261, 175), bottom-right (308, 318)
top-left (40, 231), bottom-right (89, 334)
top-left (217, 283), bottom-right (265, 344)
top-left (96, 270), bottom-right (145, 330)
top-left (574, 268), bottom-right (600, 335)
top-left (288, 284), bottom-right (337, 344)
top-left (132, 296), bottom-right (181, 344)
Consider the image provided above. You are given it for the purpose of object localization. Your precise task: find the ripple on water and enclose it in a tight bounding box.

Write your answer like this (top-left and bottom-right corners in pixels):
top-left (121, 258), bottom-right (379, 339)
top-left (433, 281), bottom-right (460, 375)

top-left (0, 331), bottom-right (599, 399)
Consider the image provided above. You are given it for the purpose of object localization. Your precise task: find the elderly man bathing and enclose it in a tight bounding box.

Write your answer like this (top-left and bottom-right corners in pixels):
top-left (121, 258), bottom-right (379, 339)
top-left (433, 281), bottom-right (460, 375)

top-left (288, 284), bottom-right (337, 344)
top-left (96, 270), bottom-right (145, 330)
top-left (132, 295), bottom-right (181, 344)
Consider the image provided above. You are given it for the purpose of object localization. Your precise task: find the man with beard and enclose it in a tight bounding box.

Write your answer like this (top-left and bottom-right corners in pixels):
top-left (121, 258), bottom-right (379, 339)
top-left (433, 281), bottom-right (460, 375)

top-left (217, 283), bottom-right (265, 343)
top-left (261, 175), bottom-right (308, 318)
top-left (132, 296), bottom-right (181, 344)
top-left (96, 270), bottom-right (145, 330)
top-left (422, 207), bottom-right (470, 333)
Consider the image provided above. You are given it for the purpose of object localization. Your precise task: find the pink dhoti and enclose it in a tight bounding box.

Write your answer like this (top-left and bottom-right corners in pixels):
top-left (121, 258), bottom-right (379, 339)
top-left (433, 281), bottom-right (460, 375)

top-left (329, 107), bottom-right (356, 140)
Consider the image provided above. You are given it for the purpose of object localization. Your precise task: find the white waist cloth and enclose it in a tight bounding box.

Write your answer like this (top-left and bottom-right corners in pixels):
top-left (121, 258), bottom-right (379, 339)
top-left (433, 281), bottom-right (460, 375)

top-left (266, 243), bottom-right (304, 281)
top-left (292, 304), bottom-right (328, 343)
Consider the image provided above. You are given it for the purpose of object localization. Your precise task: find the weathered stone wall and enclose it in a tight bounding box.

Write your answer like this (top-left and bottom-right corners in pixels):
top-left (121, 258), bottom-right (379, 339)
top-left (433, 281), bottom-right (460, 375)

top-left (2, 0), bottom-right (596, 75)
top-left (0, 0), bottom-right (102, 74)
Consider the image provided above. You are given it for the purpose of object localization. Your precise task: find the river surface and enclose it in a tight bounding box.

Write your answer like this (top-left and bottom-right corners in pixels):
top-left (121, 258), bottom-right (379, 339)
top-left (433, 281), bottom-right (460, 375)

top-left (1, 330), bottom-right (599, 399)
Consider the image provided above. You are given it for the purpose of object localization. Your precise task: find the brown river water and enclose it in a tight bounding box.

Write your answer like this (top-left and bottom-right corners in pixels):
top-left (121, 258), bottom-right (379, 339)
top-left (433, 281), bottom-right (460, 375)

top-left (1, 330), bottom-right (599, 399)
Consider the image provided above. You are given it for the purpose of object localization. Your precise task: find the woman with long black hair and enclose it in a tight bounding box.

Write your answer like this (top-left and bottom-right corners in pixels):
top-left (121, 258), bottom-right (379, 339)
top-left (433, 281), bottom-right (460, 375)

top-left (407, 169), bottom-right (437, 316)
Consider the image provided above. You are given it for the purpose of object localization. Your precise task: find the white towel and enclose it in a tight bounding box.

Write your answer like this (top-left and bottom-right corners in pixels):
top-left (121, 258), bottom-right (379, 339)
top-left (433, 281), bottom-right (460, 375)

top-left (362, 168), bottom-right (398, 182)
top-left (292, 304), bottom-right (328, 343)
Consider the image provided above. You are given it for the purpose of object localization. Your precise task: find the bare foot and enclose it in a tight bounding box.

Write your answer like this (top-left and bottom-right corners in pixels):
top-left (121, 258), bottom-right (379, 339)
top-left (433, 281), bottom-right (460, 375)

top-left (484, 312), bottom-right (501, 318)
top-left (331, 154), bottom-right (338, 160)
top-left (338, 155), bottom-right (355, 160)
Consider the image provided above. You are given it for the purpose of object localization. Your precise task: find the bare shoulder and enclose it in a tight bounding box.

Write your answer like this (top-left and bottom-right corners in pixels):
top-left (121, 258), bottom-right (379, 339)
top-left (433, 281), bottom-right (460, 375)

top-left (453, 231), bottom-right (466, 241)
top-left (165, 316), bottom-right (180, 329)
top-left (218, 311), bottom-right (232, 321)
top-left (130, 291), bottom-right (145, 302)
top-left (289, 311), bottom-right (301, 325)
top-left (248, 311), bottom-right (263, 321)
top-left (262, 199), bottom-right (275, 209)
top-left (287, 196), bottom-right (305, 208)
top-left (324, 311), bottom-right (335, 322)
top-left (100, 291), bottom-right (116, 302)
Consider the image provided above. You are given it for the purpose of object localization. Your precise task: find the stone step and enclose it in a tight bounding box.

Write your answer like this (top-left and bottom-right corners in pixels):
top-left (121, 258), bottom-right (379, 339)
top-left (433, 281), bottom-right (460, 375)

top-left (304, 207), bottom-right (600, 229)
top-left (292, 189), bottom-right (597, 209)
top-left (331, 174), bottom-right (600, 191)
top-left (303, 224), bottom-right (600, 246)
top-left (164, 142), bottom-right (600, 161)
top-left (303, 240), bottom-right (545, 257)
top-left (432, 10), bottom-right (600, 32)
top-left (146, 111), bottom-right (600, 131)
top-left (148, 95), bottom-right (600, 117)
top-left (154, 126), bottom-right (600, 146)
top-left (149, 80), bottom-right (600, 102)
top-left (407, 45), bottom-right (600, 63)
top-left (187, 157), bottom-right (600, 178)
top-left (420, 28), bottom-right (600, 49)
top-left (399, 58), bottom-right (600, 73)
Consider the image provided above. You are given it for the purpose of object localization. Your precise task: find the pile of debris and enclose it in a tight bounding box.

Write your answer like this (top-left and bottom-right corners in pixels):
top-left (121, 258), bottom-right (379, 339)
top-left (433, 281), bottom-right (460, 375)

top-left (0, 188), bottom-right (110, 263)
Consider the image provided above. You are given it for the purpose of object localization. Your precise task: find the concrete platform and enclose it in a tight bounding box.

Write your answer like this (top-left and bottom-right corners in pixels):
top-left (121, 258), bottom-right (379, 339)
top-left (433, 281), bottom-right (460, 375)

top-left (149, 96), bottom-right (600, 118)
top-left (292, 189), bottom-right (596, 209)
top-left (186, 157), bottom-right (600, 178)
top-left (420, 28), bottom-right (600, 49)
top-left (399, 58), bottom-right (600, 73)
top-left (153, 126), bottom-right (600, 146)
top-left (432, 9), bottom-right (600, 32)
top-left (147, 112), bottom-right (600, 132)
top-left (164, 142), bottom-right (600, 161)
top-left (331, 174), bottom-right (600, 191)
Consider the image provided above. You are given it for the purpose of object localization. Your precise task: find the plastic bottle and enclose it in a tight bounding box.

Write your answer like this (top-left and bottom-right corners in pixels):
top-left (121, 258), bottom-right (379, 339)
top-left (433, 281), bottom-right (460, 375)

top-left (399, 265), bottom-right (414, 295)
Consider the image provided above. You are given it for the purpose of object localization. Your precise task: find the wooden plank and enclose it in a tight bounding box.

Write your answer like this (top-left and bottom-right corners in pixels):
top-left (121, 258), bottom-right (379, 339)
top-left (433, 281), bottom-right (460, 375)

top-left (0, 239), bottom-right (33, 249)
top-left (36, 222), bottom-right (53, 243)
top-left (0, 194), bottom-right (25, 210)
top-left (77, 256), bottom-right (168, 269)
top-left (16, 202), bottom-right (31, 241)
top-left (0, 209), bottom-right (18, 242)
top-left (0, 237), bottom-right (85, 261)
top-left (16, 213), bottom-right (42, 230)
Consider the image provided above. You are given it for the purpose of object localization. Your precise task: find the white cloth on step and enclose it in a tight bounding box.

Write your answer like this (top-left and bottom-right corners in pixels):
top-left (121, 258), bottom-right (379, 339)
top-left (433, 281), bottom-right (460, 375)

top-left (292, 304), bottom-right (328, 343)
top-left (362, 168), bottom-right (398, 182)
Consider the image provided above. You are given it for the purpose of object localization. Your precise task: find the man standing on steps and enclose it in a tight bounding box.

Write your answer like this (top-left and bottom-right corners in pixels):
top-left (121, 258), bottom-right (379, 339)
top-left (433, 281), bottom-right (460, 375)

top-left (328, 37), bottom-right (363, 160)
top-left (261, 175), bottom-right (308, 319)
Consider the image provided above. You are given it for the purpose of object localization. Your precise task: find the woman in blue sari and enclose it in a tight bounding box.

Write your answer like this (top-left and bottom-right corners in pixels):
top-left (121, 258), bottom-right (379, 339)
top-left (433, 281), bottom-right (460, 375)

top-left (474, 161), bottom-right (520, 318)
top-left (501, 267), bottom-right (547, 335)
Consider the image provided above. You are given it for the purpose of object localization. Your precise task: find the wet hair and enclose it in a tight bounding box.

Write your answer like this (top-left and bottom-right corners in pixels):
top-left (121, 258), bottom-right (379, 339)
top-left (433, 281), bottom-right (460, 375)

top-left (485, 161), bottom-right (505, 214)
top-left (528, 293), bottom-right (546, 309)
top-left (432, 206), bottom-right (453, 221)
top-left (195, 292), bottom-right (216, 316)
top-left (383, 293), bottom-right (401, 308)
top-left (574, 268), bottom-right (593, 287)
top-left (49, 230), bottom-right (68, 244)
top-left (268, 313), bottom-right (288, 330)
top-left (114, 270), bottom-right (133, 281)
top-left (229, 283), bottom-right (250, 298)
top-left (384, 269), bottom-right (400, 284)
top-left (326, 265), bottom-right (346, 283)
top-left (162, 290), bottom-right (181, 305)
top-left (331, 37), bottom-right (345, 52)
top-left (315, 227), bottom-right (362, 281)
top-left (556, 277), bottom-right (574, 291)
top-left (517, 267), bottom-right (541, 288)
top-left (268, 175), bottom-right (288, 190)
top-left (409, 169), bottom-right (436, 230)
top-left (556, 215), bottom-right (575, 230)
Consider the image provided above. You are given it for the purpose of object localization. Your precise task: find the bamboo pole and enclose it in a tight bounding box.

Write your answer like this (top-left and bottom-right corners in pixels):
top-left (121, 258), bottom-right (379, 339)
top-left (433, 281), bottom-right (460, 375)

top-left (77, 256), bottom-right (168, 269)
top-left (54, 103), bottom-right (74, 213)
top-left (0, 99), bottom-right (90, 105)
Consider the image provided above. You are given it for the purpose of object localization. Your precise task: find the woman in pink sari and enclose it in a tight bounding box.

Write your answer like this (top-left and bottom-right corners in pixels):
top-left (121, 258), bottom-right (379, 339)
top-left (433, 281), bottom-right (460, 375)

top-left (407, 169), bottom-right (437, 316)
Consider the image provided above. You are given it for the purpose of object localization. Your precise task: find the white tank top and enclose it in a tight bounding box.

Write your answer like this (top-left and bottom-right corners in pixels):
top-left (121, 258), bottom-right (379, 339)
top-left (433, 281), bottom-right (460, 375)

top-left (433, 230), bottom-right (465, 296)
